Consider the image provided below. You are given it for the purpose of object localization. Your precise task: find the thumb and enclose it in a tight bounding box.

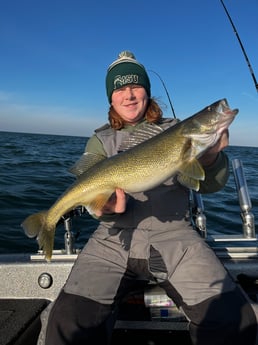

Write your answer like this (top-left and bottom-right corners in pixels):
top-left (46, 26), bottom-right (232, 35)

top-left (114, 188), bottom-right (126, 213)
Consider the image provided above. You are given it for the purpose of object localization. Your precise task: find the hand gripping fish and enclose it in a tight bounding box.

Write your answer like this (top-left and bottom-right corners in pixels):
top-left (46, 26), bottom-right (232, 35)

top-left (22, 98), bottom-right (238, 260)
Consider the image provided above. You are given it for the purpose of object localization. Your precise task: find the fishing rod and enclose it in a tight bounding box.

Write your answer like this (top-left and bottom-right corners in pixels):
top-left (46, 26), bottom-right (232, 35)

top-left (149, 70), bottom-right (177, 119)
top-left (220, 0), bottom-right (258, 92)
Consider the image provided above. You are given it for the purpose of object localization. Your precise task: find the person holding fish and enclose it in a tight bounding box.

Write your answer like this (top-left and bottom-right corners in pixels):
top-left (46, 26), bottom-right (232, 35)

top-left (36, 51), bottom-right (257, 344)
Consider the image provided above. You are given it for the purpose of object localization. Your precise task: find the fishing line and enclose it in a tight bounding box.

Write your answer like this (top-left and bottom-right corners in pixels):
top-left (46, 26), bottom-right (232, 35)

top-left (220, 0), bottom-right (258, 92)
top-left (149, 70), bottom-right (177, 119)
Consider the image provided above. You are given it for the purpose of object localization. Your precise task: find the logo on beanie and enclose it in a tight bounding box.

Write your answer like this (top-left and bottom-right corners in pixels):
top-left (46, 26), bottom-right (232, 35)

top-left (113, 74), bottom-right (139, 90)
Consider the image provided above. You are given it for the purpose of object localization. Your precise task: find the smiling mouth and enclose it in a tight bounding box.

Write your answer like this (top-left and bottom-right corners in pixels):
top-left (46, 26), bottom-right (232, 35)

top-left (125, 103), bottom-right (137, 107)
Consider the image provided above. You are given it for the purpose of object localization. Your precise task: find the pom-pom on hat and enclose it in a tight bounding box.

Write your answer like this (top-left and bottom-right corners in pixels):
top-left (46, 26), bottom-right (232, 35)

top-left (105, 51), bottom-right (151, 103)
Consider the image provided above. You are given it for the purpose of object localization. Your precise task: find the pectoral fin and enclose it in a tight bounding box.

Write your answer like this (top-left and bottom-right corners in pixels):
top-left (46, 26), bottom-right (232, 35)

top-left (178, 158), bottom-right (205, 180)
top-left (177, 174), bottom-right (200, 191)
top-left (177, 158), bottom-right (205, 191)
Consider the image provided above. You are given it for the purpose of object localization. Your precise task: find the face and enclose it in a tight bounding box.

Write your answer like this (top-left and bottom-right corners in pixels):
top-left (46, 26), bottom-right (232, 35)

top-left (111, 85), bottom-right (149, 125)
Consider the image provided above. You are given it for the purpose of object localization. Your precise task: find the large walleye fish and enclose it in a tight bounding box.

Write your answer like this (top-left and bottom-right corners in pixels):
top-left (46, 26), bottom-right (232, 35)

top-left (22, 98), bottom-right (238, 260)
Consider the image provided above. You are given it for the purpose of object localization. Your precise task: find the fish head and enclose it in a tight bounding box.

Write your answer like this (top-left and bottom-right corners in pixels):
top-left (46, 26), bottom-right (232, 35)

top-left (182, 98), bottom-right (238, 153)
top-left (201, 98), bottom-right (238, 133)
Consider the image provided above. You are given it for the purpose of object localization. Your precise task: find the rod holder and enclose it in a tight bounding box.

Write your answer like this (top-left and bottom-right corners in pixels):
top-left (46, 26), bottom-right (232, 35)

top-left (63, 217), bottom-right (75, 254)
top-left (232, 159), bottom-right (256, 238)
top-left (191, 191), bottom-right (207, 238)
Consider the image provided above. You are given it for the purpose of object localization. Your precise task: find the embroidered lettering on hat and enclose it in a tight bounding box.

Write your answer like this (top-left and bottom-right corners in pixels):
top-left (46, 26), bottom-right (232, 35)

top-left (106, 51), bottom-right (151, 103)
top-left (113, 74), bottom-right (139, 90)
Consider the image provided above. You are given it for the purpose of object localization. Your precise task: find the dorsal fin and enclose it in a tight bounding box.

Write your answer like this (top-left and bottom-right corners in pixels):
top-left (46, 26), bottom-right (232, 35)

top-left (118, 123), bottom-right (164, 152)
top-left (68, 153), bottom-right (106, 177)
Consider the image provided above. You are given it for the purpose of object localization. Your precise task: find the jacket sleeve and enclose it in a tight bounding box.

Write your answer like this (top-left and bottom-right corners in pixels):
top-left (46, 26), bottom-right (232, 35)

top-left (198, 151), bottom-right (229, 194)
top-left (85, 134), bottom-right (107, 157)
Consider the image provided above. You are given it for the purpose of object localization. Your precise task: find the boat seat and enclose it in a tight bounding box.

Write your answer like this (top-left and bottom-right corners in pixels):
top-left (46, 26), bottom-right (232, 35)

top-left (0, 298), bottom-right (50, 345)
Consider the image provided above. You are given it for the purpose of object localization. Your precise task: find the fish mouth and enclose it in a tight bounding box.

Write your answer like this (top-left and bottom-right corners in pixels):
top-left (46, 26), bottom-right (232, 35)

top-left (217, 98), bottom-right (238, 117)
top-left (207, 100), bottom-right (238, 146)
top-left (216, 98), bottom-right (238, 134)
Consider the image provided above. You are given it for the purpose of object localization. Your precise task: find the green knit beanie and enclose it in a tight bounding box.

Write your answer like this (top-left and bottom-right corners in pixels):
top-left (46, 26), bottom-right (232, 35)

top-left (106, 51), bottom-right (151, 103)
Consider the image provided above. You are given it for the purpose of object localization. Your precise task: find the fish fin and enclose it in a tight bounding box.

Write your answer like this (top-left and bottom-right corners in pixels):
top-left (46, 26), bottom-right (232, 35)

top-left (37, 224), bottom-right (55, 261)
top-left (177, 159), bottom-right (205, 191)
top-left (69, 153), bottom-right (106, 177)
top-left (118, 124), bottom-right (164, 151)
top-left (178, 159), bottom-right (205, 180)
top-left (21, 211), bottom-right (55, 261)
top-left (177, 174), bottom-right (200, 191)
top-left (21, 211), bottom-right (47, 238)
top-left (85, 192), bottom-right (114, 215)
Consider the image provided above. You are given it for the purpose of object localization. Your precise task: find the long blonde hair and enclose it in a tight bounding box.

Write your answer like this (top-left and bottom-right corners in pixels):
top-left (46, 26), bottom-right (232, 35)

top-left (108, 98), bottom-right (163, 130)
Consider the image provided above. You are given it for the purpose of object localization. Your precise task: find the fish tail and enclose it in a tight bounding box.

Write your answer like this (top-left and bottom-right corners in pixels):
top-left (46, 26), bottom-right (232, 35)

top-left (21, 211), bottom-right (47, 238)
top-left (37, 223), bottom-right (56, 261)
top-left (21, 211), bottom-right (56, 261)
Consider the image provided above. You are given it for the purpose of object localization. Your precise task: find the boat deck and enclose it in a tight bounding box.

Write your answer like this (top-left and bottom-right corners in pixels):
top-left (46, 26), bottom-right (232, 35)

top-left (1, 244), bottom-right (258, 345)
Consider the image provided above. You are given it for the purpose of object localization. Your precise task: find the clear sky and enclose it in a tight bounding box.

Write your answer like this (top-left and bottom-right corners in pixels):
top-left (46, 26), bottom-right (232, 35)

top-left (1, 0), bottom-right (257, 146)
